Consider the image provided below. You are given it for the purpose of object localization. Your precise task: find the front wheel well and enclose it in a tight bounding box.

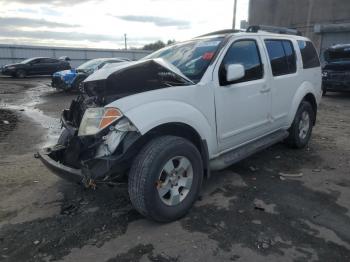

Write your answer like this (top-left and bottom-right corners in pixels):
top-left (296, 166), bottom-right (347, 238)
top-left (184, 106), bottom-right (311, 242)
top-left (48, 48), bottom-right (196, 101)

top-left (303, 93), bottom-right (317, 125)
top-left (128, 123), bottom-right (209, 178)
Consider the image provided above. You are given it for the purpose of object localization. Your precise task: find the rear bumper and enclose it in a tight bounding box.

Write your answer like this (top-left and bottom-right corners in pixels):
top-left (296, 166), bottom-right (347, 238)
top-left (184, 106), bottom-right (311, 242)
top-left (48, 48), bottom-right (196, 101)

top-left (37, 146), bottom-right (83, 183)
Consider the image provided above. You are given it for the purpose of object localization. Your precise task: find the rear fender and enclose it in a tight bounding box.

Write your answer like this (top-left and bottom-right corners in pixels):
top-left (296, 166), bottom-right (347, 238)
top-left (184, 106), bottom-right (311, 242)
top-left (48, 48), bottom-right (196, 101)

top-left (287, 81), bottom-right (320, 126)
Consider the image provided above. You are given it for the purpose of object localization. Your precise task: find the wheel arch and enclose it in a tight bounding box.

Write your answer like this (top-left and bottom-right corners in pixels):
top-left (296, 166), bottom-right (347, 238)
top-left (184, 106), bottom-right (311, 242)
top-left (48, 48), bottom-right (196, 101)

top-left (288, 82), bottom-right (319, 126)
top-left (125, 122), bottom-right (211, 179)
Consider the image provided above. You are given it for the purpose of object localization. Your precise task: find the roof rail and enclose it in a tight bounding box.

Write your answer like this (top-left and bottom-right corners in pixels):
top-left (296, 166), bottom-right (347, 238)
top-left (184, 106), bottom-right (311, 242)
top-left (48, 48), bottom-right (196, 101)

top-left (246, 25), bottom-right (302, 36)
top-left (197, 29), bottom-right (242, 38)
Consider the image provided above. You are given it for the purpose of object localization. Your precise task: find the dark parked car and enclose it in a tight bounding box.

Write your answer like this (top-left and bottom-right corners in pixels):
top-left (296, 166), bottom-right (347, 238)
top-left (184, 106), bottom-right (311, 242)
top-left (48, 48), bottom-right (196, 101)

top-left (322, 44), bottom-right (350, 95)
top-left (52, 58), bottom-right (129, 91)
top-left (1, 57), bottom-right (71, 78)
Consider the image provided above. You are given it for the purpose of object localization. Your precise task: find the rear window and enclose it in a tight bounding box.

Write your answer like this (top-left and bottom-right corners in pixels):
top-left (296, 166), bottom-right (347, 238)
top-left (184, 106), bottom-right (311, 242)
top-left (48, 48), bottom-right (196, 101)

top-left (298, 40), bottom-right (320, 69)
top-left (265, 40), bottom-right (297, 76)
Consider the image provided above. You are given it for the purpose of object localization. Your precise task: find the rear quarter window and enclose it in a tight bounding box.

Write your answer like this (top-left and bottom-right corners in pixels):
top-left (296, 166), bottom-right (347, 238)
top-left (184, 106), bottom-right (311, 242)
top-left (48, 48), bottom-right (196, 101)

top-left (298, 40), bottom-right (320, 69)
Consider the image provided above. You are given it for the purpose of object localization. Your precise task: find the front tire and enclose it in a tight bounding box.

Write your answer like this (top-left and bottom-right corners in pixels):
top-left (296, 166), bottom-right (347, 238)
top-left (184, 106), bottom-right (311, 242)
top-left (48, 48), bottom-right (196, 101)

top-left (286, 101), bottom-right (315, 148)
top-left (128, 136), bottom-right (203, 222)
top-left (16, 70), bottom-right (26, 78)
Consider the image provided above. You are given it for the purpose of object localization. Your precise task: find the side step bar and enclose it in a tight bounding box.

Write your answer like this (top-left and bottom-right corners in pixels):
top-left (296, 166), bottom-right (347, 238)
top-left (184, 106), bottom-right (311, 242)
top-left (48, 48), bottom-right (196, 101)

top-left (210, 130), bottom-right (289, 171)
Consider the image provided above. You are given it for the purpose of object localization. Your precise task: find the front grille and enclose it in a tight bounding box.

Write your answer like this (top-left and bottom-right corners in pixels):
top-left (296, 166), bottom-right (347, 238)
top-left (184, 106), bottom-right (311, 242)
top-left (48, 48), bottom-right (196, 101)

top-left (327, 71), bottom-right (350, 81)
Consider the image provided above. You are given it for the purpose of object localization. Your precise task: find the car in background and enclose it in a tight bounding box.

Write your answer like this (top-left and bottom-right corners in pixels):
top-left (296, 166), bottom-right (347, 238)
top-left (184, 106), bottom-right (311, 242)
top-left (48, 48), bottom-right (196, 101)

top-left (1, 57), bottom-right (71, 78)
top-left (322, 44), bottom-right (350, 95)
top-left (51, 58), bottom-right (129, 92)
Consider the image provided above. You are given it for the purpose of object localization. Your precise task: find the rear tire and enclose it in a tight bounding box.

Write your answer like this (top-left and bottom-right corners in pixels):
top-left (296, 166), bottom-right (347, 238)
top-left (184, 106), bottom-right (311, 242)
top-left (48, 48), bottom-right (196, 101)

top-left (128, 136), bottom-right (203, 222)
top-left (286, 101), bottom-right (315, 148)
top-left (16, 70), bottom-right (26, 78)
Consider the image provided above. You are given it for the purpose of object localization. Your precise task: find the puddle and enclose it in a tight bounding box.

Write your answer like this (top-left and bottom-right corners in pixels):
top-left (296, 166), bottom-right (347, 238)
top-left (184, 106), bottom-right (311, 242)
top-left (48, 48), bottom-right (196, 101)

top-left (0, 83), bottom-right (61, 146)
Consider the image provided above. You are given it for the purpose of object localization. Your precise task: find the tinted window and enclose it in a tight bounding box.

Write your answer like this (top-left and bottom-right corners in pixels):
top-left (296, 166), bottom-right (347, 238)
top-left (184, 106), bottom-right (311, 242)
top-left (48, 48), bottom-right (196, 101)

top-left (298, 40), bottom-right (320, 69)
top-left (265, 40), bottom-right (296, 76)
top-left (42, 58), bottom-right (58, 63)
top-left (220, 40), bottom-right (263, 85)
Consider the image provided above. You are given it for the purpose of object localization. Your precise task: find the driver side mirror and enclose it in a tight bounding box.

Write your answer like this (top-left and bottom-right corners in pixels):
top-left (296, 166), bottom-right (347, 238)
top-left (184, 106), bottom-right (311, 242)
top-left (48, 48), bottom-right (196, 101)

top-left (226, 64), bottom-right (245, 82)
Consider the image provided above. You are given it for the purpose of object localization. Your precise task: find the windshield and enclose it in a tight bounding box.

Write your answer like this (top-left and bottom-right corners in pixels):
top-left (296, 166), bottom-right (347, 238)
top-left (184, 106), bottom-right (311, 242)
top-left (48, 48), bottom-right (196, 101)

top-left (143, 37), bottom-right (224, 82)
top-left (21, 58), bottom-right (37, 64)
top-left (325, 48), bottom-right (350, 62)
top-left (77, 59), bottom-right (105, 70)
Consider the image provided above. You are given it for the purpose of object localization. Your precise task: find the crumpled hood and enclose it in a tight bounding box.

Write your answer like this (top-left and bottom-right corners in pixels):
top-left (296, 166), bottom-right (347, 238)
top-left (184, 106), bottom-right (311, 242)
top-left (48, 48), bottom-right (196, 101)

top-left (85, 58), bottom-right (193, 84)
top-left (81, 58), bottom-right (194, 99)
top-left (323, 61), bottom-right (350, 71)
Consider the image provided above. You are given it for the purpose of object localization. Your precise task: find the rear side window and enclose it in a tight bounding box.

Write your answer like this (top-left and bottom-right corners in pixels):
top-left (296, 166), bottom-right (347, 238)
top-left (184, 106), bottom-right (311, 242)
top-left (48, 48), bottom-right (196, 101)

top-left (298, 40), bottom-right (320, 69)
top-left (220, 39), bottom-right (263, 85)
top-left (265, 40), bottom-right (297, 76)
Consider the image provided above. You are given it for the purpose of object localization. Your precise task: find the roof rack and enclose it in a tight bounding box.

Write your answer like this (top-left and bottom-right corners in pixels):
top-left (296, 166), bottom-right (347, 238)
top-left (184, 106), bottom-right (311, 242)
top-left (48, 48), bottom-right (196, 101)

top-left (197, 29), bottom-right (242, 38)
top-left (246, 25), bottom-right (302, 36)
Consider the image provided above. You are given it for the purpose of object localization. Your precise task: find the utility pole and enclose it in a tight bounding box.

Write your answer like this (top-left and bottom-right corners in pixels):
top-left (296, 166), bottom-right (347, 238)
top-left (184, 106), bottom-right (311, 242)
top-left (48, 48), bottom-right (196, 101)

top-left (232, 0), bottom-right (238, 29)
top-left (124, 33), bottom-right (127, 50)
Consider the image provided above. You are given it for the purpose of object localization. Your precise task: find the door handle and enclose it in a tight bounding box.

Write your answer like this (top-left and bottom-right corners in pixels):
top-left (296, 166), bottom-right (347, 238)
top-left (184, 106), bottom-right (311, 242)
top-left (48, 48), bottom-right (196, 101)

top-left (260, 86), bottom-right (271, 93)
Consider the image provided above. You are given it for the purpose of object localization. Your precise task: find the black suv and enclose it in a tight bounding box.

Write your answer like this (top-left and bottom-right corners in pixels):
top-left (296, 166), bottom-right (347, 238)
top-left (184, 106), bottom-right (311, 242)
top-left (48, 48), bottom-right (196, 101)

top-left (322, 44), bottom-right (350, 95)
top-left (1, 57), bottom-right (71, 78)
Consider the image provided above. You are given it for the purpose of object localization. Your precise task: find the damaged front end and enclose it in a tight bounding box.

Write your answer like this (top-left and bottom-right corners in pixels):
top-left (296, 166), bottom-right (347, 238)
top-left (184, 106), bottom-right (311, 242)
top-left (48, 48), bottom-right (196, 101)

top-left (38, 105), bottom-right (140, 186)
top-left (37, 59), bottom-right (192, 187)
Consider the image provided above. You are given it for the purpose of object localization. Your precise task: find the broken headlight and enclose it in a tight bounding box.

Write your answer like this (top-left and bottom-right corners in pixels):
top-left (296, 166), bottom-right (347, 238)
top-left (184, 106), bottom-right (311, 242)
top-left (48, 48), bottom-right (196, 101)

top-left (78, 107), bottom-right (123, 136)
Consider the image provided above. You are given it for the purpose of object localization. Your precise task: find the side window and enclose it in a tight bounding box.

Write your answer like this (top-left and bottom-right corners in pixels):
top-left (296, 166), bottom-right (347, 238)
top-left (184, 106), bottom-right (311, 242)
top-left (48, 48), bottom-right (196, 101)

top-left (220, 40), bottom-right (263, 85)
top-left (298, 40), bottom-right (320, 69)
top-left (42, 58), bottom-right (58, 63)
top-left (265, 40), bottom-right (297, 76)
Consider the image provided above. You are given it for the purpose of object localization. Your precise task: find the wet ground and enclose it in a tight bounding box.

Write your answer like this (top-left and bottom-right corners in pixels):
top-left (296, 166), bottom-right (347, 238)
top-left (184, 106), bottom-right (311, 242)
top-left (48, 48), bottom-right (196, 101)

top-left (0, 76), bottom-right (349, 262)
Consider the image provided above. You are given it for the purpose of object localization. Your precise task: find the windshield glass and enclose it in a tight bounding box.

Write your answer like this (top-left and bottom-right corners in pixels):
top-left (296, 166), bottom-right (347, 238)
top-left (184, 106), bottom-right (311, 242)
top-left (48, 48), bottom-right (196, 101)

top-left (325, 48), bottom-right (350, 62)
top-left (21, 58), bottom-right (37, 64)
top-left (77, 59), bottom-right (105, 70)
top-left (143, 37), bottom-right (224, 82)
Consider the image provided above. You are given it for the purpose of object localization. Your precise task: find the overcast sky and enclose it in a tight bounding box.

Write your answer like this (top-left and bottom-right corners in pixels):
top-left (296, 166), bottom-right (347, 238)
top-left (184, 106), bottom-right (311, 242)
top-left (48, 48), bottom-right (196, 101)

top-left (0, 0), bottom-right (249, 49)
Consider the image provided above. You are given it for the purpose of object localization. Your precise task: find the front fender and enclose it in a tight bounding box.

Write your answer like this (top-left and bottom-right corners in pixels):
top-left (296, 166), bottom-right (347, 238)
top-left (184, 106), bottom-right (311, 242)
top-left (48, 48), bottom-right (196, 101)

top-left (122, 100), bottom-right (216, 156)
top-left (287, 81), bottom-right (320, 126)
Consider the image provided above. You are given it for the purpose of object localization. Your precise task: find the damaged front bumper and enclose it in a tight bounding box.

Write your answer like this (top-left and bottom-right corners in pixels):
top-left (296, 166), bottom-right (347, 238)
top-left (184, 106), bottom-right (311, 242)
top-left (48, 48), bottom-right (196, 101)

top-left (36, 116), bottom-right (141, 185)
top-left (37, 145), bottom-right (83, 183)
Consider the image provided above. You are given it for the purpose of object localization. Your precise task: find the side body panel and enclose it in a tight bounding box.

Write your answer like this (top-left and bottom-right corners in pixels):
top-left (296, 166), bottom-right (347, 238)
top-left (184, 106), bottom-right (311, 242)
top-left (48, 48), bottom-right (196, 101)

top-left (212, 35), bottom-right (273, 152)
top-left (107, 83), bottom-right (218, 157)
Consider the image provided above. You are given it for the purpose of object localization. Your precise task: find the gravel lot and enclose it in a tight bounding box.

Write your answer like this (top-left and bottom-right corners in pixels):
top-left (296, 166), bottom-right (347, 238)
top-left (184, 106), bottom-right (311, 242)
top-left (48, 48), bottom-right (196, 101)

top-left (0, 76), bottom-right (349, 262)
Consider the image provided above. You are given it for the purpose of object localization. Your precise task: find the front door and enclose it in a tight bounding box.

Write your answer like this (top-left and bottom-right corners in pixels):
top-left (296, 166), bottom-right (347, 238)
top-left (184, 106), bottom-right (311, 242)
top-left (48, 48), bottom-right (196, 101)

top-left (214, 38), bottom-right (272, 151)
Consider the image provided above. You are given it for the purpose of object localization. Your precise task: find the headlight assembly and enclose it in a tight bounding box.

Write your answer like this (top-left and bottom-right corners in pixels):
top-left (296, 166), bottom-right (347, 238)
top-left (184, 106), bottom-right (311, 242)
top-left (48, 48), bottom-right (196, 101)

top-left (78, 107), bottom-right (123, 136)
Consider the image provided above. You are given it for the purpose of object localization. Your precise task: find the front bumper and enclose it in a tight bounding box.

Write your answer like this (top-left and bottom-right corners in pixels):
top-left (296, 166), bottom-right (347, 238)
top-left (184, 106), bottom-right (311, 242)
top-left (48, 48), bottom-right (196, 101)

top-left (52, 76), bottom-right (70, 90)
top-left (1, 68), bottom-right (15, 76)
top-left (323, 79), bottom-right (350, 91)
top-left (37, 146), bottom-right (83, 183)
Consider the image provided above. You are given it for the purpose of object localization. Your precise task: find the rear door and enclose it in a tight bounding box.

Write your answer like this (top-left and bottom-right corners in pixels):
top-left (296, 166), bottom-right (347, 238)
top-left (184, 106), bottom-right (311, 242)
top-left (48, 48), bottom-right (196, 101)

top-left (40, 58), bottom-right (61, 74)
top-left (213, 37), bottom-right (272, 151)
top-left (261, 38), bottom-right (299, 129)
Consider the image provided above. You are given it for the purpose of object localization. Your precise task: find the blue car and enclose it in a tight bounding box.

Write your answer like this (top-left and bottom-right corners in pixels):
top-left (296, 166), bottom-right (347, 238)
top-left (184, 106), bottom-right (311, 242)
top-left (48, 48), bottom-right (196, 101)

top-left (51, 58), bottom-right (129, 91)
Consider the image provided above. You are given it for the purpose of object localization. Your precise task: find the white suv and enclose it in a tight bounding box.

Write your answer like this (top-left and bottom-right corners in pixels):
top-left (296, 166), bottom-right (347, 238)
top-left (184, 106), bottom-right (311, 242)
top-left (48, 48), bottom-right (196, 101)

top-left (38, 27), bottom-right (322, 222)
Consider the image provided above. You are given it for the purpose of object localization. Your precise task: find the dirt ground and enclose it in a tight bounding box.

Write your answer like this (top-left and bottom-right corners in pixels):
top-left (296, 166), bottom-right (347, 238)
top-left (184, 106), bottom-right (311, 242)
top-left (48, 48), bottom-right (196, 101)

top-left (0, 76), bottom-right (349, 262)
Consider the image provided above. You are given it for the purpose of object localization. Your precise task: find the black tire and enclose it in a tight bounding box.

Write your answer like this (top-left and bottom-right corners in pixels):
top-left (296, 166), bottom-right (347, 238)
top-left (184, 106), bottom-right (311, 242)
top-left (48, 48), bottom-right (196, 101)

top-left (16, 70), bottom-right (26, 78)
top-left (128, 136), bottom-right (203, 222)
top-left (286, 101), bottom-right (315, 148)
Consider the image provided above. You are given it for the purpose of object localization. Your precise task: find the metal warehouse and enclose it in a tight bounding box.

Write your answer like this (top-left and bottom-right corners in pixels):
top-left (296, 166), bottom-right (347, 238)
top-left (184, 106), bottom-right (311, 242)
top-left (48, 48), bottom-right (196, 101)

top-left (249, 0), bottom-right (350, 58)
top-left (0, 44), bottom-right (151, 68)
